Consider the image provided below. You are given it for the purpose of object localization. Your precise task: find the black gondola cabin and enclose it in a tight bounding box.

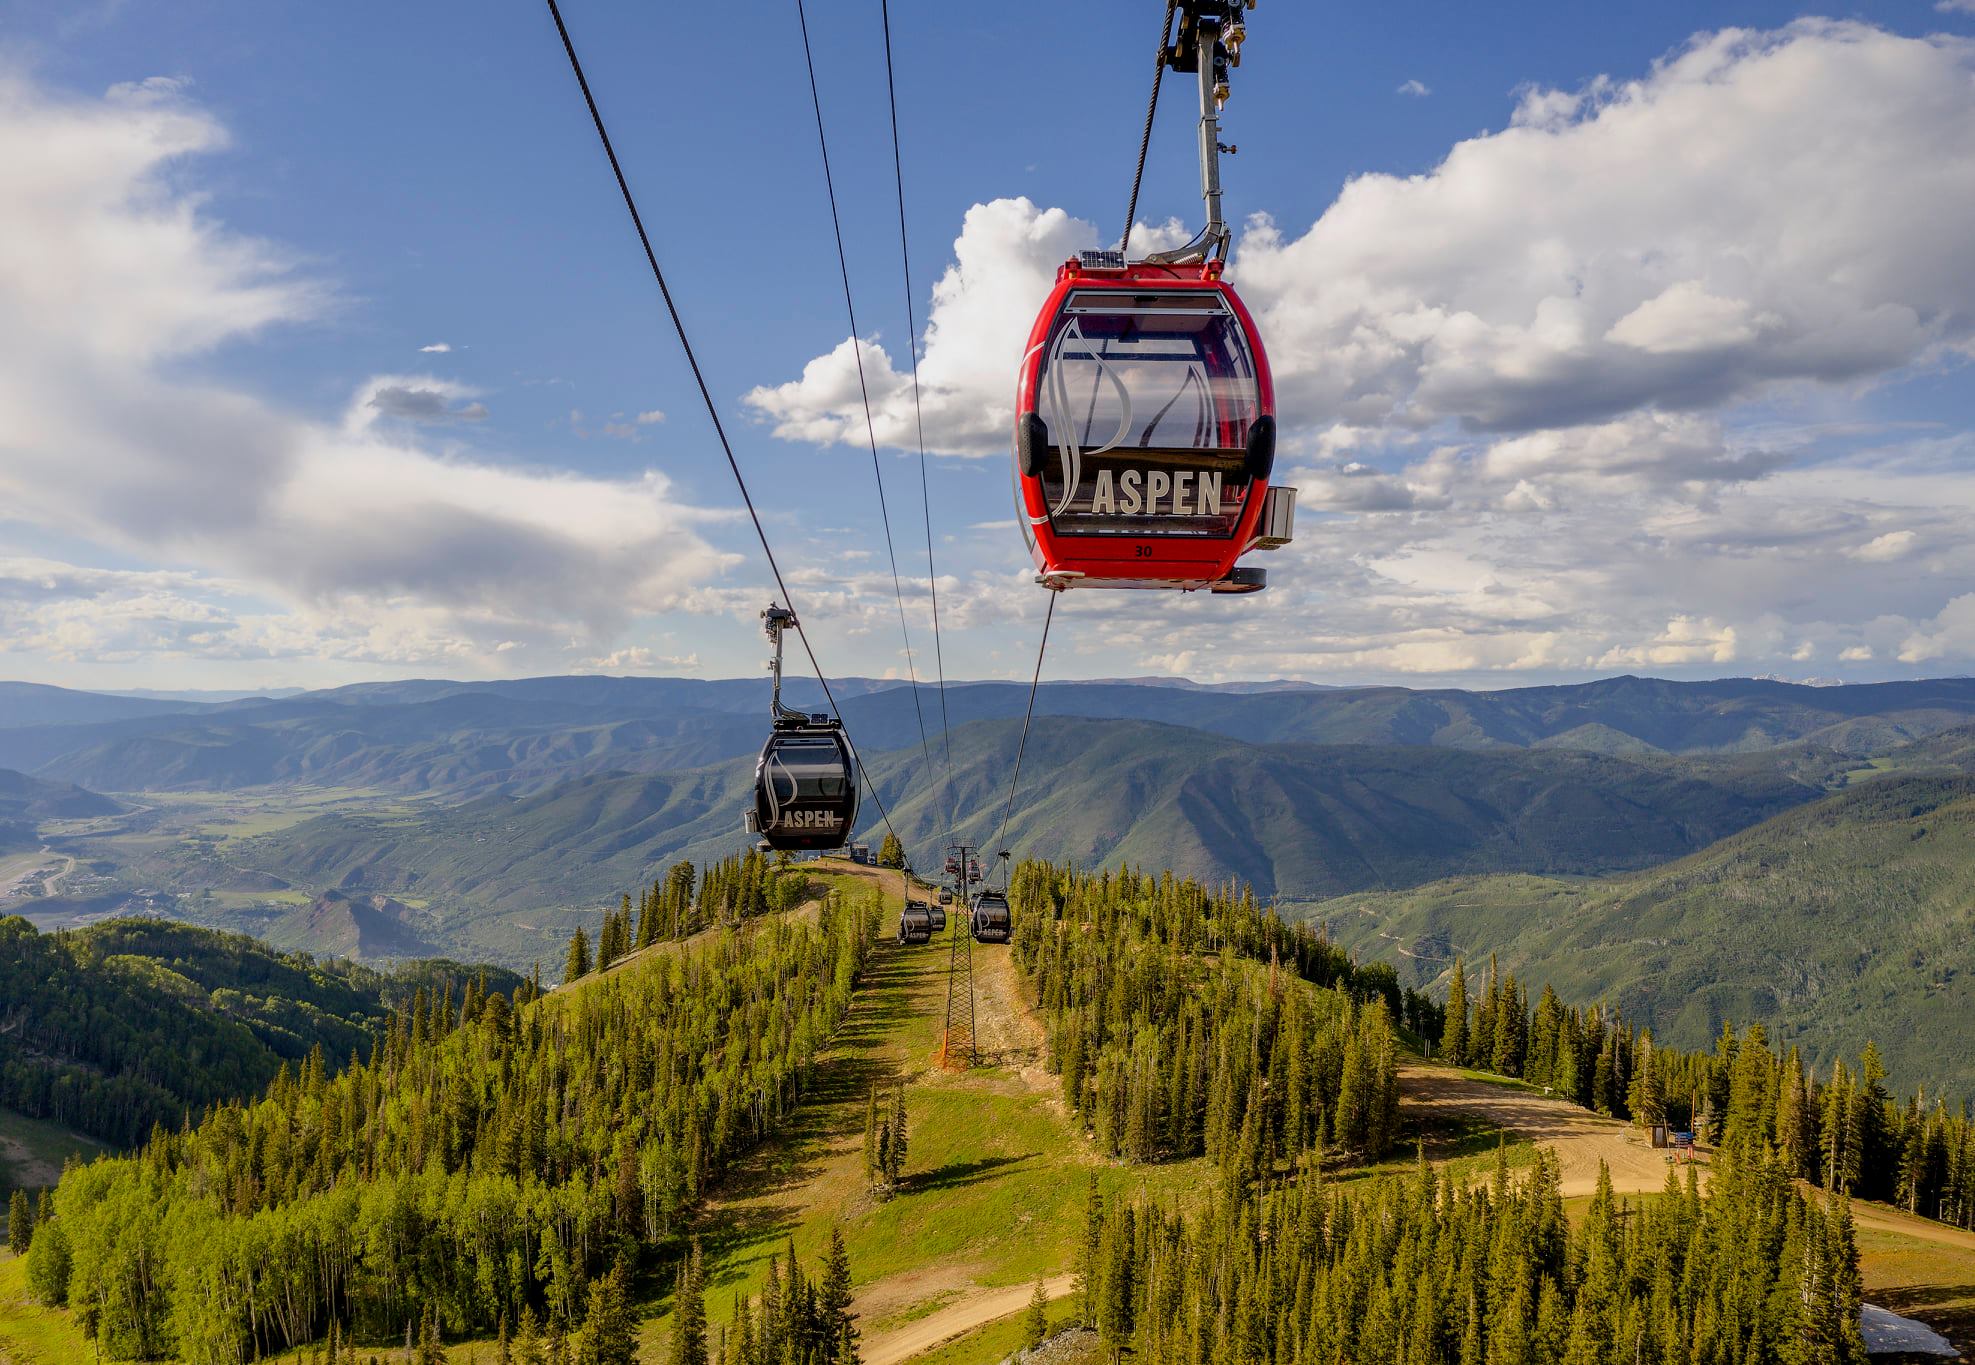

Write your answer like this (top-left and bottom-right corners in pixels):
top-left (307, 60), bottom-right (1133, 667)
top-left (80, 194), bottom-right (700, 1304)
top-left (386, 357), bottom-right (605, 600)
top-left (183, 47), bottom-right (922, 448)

top-left (746, 721), bottom-right (857, 852)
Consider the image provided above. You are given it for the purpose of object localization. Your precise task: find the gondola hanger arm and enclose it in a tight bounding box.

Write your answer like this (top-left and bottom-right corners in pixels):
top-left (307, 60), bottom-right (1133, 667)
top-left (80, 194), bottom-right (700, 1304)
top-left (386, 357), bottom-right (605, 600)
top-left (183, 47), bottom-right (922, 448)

top-left (1144, 0), bottom-right (1254, 266)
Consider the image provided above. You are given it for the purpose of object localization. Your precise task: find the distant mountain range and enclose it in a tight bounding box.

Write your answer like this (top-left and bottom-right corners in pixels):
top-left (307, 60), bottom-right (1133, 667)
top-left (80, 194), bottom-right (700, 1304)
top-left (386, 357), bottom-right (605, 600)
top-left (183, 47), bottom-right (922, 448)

top-left (6, 673), bottom-right (1975, 798)
top-left (8, 673), bottom-right (1975, 1050)
top-left (226, 714), bottom-right (1830, 931)
top-left (0, 681), bottom-right (201, 729)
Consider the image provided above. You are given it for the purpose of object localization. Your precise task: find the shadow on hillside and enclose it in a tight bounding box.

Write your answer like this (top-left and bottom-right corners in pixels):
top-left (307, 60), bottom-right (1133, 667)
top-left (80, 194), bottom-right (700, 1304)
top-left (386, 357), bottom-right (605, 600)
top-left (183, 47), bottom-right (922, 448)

top-left (1872, 1287), bottom-right (1967, 1327)
top-left (1393, 1112), bottom-right (1522, 1163)
top-left (694, 1195), bottom-right (817, 1297)
top-left (693, 939), bottom-right (936, 1222)
top-left (905, 1152), bottom-right (1033, 1195)
top-left (1873, 1284), bottom-right (1975, 1312)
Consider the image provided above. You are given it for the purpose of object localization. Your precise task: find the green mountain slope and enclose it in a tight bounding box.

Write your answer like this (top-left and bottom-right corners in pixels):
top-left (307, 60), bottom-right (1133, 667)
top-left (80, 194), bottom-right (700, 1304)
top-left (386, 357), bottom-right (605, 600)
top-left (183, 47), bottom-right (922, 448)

top-left (1311, 774), bottom-right (1975, 1094)
top-left (888, 718), bottom-right (1829, 897)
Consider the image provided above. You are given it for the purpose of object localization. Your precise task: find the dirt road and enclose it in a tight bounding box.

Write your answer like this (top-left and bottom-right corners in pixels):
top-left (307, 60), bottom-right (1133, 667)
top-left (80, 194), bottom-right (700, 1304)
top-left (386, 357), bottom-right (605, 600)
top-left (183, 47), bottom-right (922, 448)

top-left (1848, 1200), bottom-right (1975, 1254)
top-left (863, 1274), bottom-right (1074, 1365)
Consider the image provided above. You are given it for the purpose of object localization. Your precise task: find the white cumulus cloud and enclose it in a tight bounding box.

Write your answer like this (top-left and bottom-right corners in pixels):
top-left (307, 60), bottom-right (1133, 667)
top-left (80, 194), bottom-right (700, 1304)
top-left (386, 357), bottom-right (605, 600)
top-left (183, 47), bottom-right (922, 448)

top-left (1235, 21), bottom-right (1975, 434)
top-left (0, 74), bottom-right (739, 672)
top-left (745, 199), bottom-right (1189, 456)
top-left (763, 22), bottom-right (1975, 464)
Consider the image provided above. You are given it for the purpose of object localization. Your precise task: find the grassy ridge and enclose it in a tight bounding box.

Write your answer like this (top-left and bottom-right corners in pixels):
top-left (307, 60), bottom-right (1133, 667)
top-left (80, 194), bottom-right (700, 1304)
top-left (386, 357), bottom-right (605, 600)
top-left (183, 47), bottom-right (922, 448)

top-left (665, 866), bottom-right (1212, 1362)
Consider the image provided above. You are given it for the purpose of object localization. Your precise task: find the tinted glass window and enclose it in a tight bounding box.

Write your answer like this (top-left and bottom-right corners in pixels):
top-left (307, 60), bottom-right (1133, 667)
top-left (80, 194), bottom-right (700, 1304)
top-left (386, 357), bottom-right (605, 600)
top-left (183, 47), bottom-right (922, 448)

top-left (1046, 292), bottom-right (1258, 451)
top-left (766, 736), bottom-right (847, 802)
top-left (1032, 290), bottom-right (1259, 539)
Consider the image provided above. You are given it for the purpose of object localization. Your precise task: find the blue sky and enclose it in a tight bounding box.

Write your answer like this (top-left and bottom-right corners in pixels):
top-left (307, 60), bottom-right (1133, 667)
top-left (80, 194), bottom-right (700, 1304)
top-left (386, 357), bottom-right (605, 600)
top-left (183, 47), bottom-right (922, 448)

top-left (1, 0), bottom-right (1972, 693)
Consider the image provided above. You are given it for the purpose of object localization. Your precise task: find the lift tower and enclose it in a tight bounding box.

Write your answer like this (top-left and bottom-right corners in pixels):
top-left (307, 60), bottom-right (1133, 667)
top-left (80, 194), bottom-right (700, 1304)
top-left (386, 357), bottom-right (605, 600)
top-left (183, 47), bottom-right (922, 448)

top-left (936, 841), bottom-right (980, 1069)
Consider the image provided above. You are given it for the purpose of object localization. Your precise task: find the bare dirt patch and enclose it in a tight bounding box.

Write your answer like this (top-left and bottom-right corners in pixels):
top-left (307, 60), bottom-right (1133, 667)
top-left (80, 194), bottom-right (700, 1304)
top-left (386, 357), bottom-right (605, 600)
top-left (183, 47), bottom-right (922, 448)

top-left (1400, 1063), bottom-right (1688, 1198)
top-left (968, 940), bottom-right (1052, 1094)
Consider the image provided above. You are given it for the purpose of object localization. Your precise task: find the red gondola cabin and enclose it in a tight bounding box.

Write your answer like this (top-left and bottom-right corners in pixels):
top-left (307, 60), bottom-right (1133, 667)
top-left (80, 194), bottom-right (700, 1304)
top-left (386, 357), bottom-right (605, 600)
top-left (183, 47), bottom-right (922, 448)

top-left (1012, 254), bottom-right (1292, 592)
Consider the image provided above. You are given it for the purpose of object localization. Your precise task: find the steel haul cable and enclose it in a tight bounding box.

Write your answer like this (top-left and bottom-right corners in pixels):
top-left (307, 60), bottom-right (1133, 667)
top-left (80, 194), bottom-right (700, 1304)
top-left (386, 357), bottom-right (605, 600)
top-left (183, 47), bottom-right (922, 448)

top-left (792, 0), bottom-right (941, 853)
top-left (993, 591), bottom-right (1057, 883)
top-left (1121, 0), bottom-right (1179, 254)
top-left (542, 0), bottom-right (906, 850)
top-left (880, 0), bottom-right (959, 849)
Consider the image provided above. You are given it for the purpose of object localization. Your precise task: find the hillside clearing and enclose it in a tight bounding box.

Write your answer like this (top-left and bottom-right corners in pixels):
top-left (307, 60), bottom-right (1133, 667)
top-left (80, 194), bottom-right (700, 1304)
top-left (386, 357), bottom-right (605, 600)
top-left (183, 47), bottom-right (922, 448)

top-left (1399, 1062), bottom-right (1678, 1198)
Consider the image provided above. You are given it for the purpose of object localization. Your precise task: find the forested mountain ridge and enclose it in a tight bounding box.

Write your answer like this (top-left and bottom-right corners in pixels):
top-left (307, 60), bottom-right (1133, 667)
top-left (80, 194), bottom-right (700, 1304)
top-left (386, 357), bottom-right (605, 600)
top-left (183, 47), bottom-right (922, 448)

top-left (10, 853), bottom-right (1965, 1362)
top-left (1314, 773), bottom-right (1975, 1094)
top-left (231, 716), bottom-right (1833, 957)
top-left (0, 917), bottom-right (520, 1147)
top-left (1007, 860), bottom-right (1411, 1170)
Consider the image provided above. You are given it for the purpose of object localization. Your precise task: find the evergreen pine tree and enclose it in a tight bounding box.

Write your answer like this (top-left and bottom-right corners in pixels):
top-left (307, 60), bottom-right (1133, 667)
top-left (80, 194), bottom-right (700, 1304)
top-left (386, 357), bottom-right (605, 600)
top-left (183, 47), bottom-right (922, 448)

top-left (418, 1305), bottom-right (448, 1364)
top-left (1627, 1034), bottom-right (1666, 1128)
top-left (1856, 1043), bottom-right (1892, 1201)
top-left (1024, 1279), bottom-right (1050, 1352)
top-left (819, 1225), bottom-right (857, 1364)
top-left (669, 1243), bottom-right (708, 1365)
top-left (6, 1188), bottom-right (30, 1255)
top-left (885, 1083), bottom-right (908, 1186)
top-left (515, 1304), bottom-right (544, 1365)
top-left (564, 925), bottom-right (592, 985)
top-left (1822, 1060), bottom-right (1860, 1192)
top-left (1097, 1203), bottom-right (1135, 1358)
top-left (730, 1294), bottom-right (755, 1365)
top-left (1076, 1174), bottom-right (1103, 1329)
top-left (863, 1086), bottom-right (880, 1189)
top-left (1443, 958), bottom-right (1469, 1065)
top-left (1473, 956), bottom-right (1500, 1072)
